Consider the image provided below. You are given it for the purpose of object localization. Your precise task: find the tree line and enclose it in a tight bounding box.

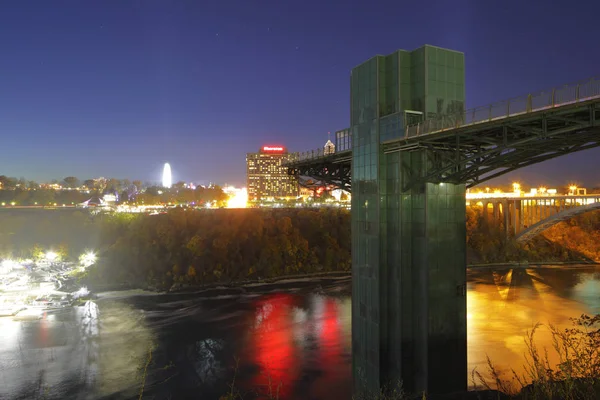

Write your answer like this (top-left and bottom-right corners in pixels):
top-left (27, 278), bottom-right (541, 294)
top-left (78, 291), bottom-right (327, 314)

top-left (1, 206), bottom-right (598, 290)
top-left (0, 175), bottom-right (228, 206)
top-left (82, 208), bottom-right (350, 290)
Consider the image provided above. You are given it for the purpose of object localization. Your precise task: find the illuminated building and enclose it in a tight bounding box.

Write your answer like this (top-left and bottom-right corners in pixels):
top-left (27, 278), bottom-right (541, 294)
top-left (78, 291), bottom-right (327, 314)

top-left (162, 163), bottom-right (172, 188)
top-left (246, 146), bottom-right (298, 202)
top-left (324, 139), bottom-right (335, 155)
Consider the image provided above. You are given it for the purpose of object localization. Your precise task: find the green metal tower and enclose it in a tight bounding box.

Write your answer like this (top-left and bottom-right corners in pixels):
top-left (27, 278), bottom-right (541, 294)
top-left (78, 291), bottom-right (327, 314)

top-left (351, 45), bottom-right (468, 395)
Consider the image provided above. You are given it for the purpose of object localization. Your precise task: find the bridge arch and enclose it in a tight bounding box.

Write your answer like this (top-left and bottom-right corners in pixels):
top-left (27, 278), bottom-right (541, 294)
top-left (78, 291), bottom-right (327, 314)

top-left (516, 201), bottom-right (600, 243)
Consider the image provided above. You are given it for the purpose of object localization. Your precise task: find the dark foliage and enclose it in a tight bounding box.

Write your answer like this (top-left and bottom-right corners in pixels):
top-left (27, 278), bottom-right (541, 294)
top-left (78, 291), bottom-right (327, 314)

top-left (86, 208), bottom-right (351, 290)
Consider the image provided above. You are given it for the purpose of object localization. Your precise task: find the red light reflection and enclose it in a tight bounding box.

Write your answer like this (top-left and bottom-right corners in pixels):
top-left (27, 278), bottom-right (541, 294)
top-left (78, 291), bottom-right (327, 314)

top-left (251, 294), bottom-right (296, 396)
top-left (313, 298), bottom-right (347, 396)
top-left (246, 294), bottom-right (351, 399)
top-left (319, 299), bottom-right (341, 363)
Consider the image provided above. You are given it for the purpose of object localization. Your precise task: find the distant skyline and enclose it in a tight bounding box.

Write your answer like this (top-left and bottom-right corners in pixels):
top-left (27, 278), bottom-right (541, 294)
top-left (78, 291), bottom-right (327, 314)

top-left (0, 171), bottom-right (593, 192)
top-left (1, 1), bottom-right (600, 187)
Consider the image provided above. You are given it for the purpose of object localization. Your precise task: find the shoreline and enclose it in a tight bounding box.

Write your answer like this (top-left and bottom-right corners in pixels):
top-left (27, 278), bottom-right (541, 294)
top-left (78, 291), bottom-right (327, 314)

top-left (86, 261), bottom-right (599, 295)
top-left (467, 260), bottom-right (599, 269)
top-left (168, 270), bottom-right (353, 294)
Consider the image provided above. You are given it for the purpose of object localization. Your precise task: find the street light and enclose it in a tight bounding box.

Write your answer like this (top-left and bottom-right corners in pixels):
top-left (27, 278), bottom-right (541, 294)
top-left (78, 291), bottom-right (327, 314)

top-left (512, 182), bottom-right (521, 193)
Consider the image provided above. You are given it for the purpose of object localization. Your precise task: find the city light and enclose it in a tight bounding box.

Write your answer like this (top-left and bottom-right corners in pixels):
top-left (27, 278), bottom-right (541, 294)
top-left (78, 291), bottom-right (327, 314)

top-left (465, 182), bottom-right (590, 201)
top-left (0, 259), bottom-right (19, 275)
top-left (45, 251), bottom-right (58, 262)
top-left (226, 188), bottom-right (248, 208)
top-left (80, 251), bottom-right (97, 268)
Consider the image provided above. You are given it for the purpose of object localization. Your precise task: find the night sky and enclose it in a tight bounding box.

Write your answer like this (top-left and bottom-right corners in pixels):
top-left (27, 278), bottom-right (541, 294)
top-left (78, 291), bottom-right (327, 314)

top-left (1, 1), bottom-right (599, 188)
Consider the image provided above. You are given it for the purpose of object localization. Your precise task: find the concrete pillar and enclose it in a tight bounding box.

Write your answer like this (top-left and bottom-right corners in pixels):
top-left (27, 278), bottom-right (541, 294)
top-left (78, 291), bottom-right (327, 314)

top-left (503, 200), bottom-right (509, 236)
top-left (519, 200), bottom-right (525, 232)
top-left (352, 147), bottom-right (467, 396)
top-left (512, 201), bottom-right (517, 235)
top-left (350, 46), bottom-right (467, 397)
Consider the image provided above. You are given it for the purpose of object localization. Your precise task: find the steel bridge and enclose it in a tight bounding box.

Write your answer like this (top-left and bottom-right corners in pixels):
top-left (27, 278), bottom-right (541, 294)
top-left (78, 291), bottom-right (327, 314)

top-left (286, 74), bottom-right (600, 396)
top-left (286, 76), bottom-right (600, 192)
top-left (473, 194), bottom-right (600, 242)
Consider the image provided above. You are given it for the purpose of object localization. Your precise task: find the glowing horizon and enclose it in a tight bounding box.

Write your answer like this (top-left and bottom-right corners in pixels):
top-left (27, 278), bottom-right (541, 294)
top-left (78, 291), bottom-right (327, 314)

top-left (162, 163), bottom-right (172, 188)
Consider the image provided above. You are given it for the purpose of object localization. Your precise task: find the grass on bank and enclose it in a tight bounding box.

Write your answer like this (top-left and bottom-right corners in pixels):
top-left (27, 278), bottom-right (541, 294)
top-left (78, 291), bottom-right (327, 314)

top-left (473, 314), bottom-right (600, 400)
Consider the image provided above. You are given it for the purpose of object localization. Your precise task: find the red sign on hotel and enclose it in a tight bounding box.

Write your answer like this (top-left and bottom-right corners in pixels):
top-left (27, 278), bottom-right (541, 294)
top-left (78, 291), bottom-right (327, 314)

top-left (262, 146), bottom-right (285, 152)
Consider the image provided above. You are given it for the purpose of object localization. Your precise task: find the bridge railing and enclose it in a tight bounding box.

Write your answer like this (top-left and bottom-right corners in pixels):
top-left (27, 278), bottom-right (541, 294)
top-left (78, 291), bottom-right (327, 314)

top-left (286, 148), bottom-right (351, 163)
top-left (286, 148), bottom-right (327, 163)
top-left (290, 76), bottom-right (600, 160)
top-left (405, 76), bottom-right (600, 137)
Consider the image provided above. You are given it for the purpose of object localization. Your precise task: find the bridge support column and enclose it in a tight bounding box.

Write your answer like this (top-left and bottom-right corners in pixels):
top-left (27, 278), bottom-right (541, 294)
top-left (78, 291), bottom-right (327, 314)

top-left (493, 202), bottom-right (499, 222)
top-left (512, 200), bottom-right (519, 236)
top-left (484, 202), bottom-right (491, 222)
top-left (352, 148), bottom-right (467, 396)
top-left (503, 200), bottom-right (510, 236)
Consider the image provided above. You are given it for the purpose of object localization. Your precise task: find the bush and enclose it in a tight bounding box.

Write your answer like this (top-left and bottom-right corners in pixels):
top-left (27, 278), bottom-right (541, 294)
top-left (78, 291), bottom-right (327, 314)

top-left (475, 314), bottom-right (600, 399)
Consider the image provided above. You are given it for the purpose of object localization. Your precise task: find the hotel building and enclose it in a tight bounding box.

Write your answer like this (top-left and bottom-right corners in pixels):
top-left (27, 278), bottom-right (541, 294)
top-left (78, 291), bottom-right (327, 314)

top-left (246, 145), bottom-right (299, 202)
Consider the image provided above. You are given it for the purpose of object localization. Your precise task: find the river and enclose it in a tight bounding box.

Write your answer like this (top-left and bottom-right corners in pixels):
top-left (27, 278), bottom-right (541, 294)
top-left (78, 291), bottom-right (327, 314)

top-left (0, 265), bottom-right (599, 400)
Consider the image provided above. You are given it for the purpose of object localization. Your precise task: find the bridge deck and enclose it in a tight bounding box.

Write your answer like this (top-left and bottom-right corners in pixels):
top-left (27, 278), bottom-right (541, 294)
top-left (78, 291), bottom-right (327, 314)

top-left (286, 76), bottom-right (600, 190)
top-left (386, 97), bottom-right (600, 150)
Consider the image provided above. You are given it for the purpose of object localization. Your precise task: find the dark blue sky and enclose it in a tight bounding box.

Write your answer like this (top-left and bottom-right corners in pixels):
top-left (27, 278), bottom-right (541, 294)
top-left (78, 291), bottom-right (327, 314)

top-left (1, 0), bottom-right (599, 187)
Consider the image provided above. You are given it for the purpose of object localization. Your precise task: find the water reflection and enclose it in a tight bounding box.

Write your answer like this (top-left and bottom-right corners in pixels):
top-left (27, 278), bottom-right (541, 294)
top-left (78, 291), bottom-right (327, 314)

top-left (0, 268), bottom-right (598, 399)
top-left (93, 301), bottom-right (154, 397)
top-left (0, 300), bottom-right (154, 400)
top-left (241, 268), bottom-right (599, 397)
top-left (78, 301), bottom-right (99, 388)
top-left (190, 338), bottom-right (226, 385)
top-left (467, 266), bottom-right (599, 384)
top-left (243, 292), bottom-right (352, 399)
top-left (572, 273), bottom-right (600, 315)
top-left (251, 294), bottom-right (298, 397)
